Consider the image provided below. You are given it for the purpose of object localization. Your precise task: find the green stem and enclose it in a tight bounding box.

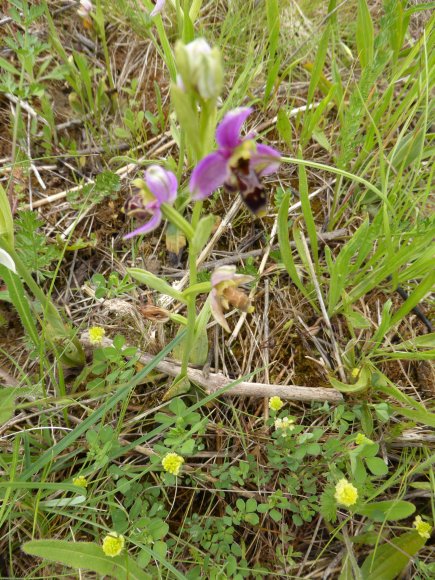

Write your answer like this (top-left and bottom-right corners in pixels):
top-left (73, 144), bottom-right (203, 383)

top-left (182, 281), bottom-right (212, 298)
top-left (169, 313), bottom-right (187, 326)
top-left (0, 239), bottom-right (84, 367)
top-left (161, 204), bottom-right (195, 241)
top-left (179, 202), bottom-right (203, 376)
top-left (95, 0), bottom-right (116, 94)
top-left (280, 156), bottom-right (387, 204)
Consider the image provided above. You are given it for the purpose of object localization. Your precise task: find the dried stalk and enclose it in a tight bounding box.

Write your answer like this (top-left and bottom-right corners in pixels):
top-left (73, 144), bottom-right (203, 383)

top-left (81, 332), bottom-right (343, 403)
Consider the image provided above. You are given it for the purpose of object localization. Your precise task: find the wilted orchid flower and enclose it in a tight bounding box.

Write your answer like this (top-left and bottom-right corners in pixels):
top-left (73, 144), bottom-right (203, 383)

top-left (210, 265), bottom-right (254, 332)
top-left (124, 165), bottom-right (177, 239)
top-left (77, 0), bottom-right (92, 16)
top-left (77, 0), bottom-right (93, 28)
top-left (190, 107), bottom-right (281, 214)
top-left (150, 0), bottom-right (166, 17)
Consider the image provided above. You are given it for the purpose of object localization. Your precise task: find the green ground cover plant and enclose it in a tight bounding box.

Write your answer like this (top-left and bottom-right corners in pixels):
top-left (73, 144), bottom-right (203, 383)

top-left (0, 0), bottom-right (434, 578)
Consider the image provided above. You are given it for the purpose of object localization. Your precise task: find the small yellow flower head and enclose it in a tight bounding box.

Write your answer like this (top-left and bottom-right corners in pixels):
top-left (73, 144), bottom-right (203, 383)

top-left (351, 368), bottom-right (360, 378)
top-left (269, 396), bottom-right (284, 412)
top-left (334, 479), bottom-right (358, 507)
top-left (413, 515), bottom-right (432, 539)
top-left (355, 433), bottom-right (373, 445)
top-left (89, 326), bottom-right (105, 345)
top-left (274, 417), bottom-right (295, 437)
top-left (162, 452), bottom-right (184, 476)
top-left (73, 475), bottom-right (88, 488)
top-left (102, 532), bottom-right (125, 557)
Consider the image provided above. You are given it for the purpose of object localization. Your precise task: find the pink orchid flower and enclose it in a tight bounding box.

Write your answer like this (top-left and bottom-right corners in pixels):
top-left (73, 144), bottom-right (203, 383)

top-left (190, 107), bottom-right (281, 214)
top-left (124, 165), bottom-right (177, 239)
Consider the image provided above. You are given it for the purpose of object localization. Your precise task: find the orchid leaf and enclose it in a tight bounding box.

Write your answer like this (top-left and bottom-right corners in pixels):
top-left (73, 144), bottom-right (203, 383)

top-left (360, 531), bottom-right (427, 580)
top-left (22, 540), bottom-right (149, 580)
top-left (128, 268), bottom-right (186, 303)
top-left (329, 367), bottom-right (371, 394)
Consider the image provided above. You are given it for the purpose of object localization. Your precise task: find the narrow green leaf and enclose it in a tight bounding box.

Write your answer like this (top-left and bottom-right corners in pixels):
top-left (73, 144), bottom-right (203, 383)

top-left (356, 0), bottom-right (374, 68)
top-left (128, 268), bottom-right (186, 303)
top-left (277, 193), bottom-right (306, 295)
top-left (0, 387), bottom-right (19, 424)
top-left (298, 153), bottom-right (318, 271)
top-left (391, 127), bottom-right (426, 170)
top-left (265, 0), bottom-right (280, 99)
top-left (0, 482), bottom-right (86, 494)
top-left (276, 108), bottom-right (292, 147)
top-left (306, 24), bottom-right (330, 107)
top-left (391, 406), bottom-right (435, 428)
top-left (0, 183), bottom-right (14, 245)
top-left (391, 271), bottom-right (435, 327)
top-left (22, 540), bottom-right (149, 580)
top-left (0, 266), bottom-right (40, 347)
top-left (0, 56), bottom-right (20, 76)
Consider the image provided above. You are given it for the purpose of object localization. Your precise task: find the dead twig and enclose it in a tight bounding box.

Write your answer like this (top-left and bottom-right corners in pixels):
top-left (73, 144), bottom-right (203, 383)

top-left (81, 332), bottom-right (343, 403)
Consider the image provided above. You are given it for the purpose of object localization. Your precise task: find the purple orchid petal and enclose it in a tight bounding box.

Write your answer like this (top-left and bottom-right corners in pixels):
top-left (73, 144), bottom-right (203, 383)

top-left (210, 289), bottom-right (230, 332)
top-left (251, 144), bottom-right (281, 176)
top-left (150, 0), bottom-right (166, 17)
top-left (145, 165), bottom-right (178, 205)
top-left (190, 151), bottom-right (229, 200)
top-left (123, 209), bottom-right (162, 239)
top-left (216, 107), bottom-right (253, 149)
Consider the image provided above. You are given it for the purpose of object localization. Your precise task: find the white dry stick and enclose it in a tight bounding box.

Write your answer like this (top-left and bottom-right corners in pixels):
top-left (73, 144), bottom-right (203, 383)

top-left (6, 93), bottom-right (49, 125)
top-left (81, 332), bottom-right (343, 403)
top-left (24, 139), bottom-right (176, 210)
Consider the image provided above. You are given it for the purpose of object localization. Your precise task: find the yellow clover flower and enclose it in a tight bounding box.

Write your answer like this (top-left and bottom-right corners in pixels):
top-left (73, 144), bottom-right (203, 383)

top-left (89, 326), bottom-right (105, 345)
top-left (274, 417), bottom-right (295, 437)
top-left (269, 396), bottom-right (284, 412)
top-left (162, 452), bottom-right (184, 476)
top-left (413, 515), bottom-right (432, 539)
top-left (334, 479), bottom-right (358, 507)
top-left (351, 368), bottom-right (360, 378)
top-left (102, 532), bottom-right (125, 557)
top-left (355, 433), bottom-right (373, 445)
top-left (73, 475), bottom-right (88, 488)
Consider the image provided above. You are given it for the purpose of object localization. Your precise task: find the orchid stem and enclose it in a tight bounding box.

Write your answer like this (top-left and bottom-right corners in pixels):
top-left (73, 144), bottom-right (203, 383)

top-left (180, 201), bottom-right (203, 376)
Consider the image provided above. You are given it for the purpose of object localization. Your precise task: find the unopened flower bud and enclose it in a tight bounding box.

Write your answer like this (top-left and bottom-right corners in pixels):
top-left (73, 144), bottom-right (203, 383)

top-left (210, 265), bottom-right (254, 332)
top-left (175, 38), bottom-right (223, 101)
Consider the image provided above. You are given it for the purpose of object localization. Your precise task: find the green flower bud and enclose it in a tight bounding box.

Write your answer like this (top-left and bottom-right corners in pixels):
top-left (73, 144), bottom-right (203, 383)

top-left (175, 38), bottom-right (223, 101)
